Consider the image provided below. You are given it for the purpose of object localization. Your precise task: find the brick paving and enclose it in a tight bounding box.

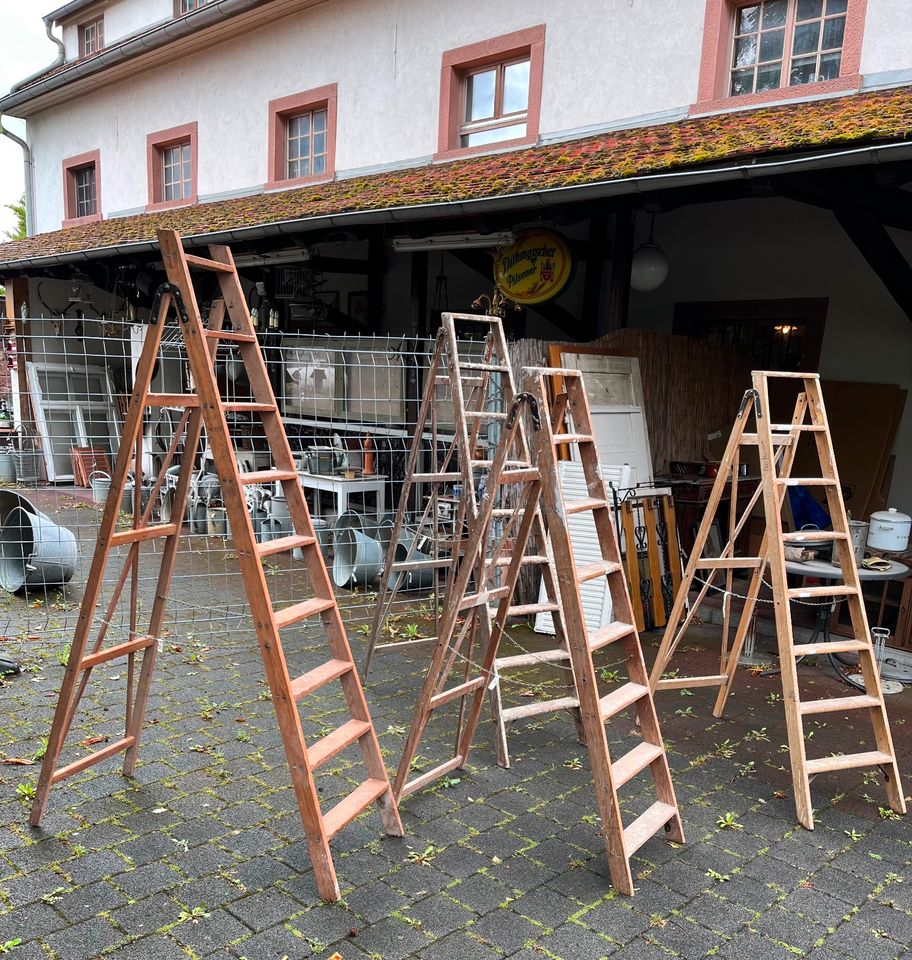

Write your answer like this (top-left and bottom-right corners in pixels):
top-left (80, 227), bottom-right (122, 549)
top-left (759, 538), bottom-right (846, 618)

top-left (1, 509), bottom-right (911, 959)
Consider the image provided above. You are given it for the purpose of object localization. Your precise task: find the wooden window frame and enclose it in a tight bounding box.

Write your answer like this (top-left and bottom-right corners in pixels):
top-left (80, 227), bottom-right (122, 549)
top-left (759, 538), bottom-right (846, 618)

top-left (266, 84), bottom-right (337, 191)
top-left (146, 122), bottom-right (198, 211)
top-left (436, 25), bottom-right (546, 161)
top-left (174, 0), bottom-right (208, 16)
top-left (693, 0), bottom-right (867, 114)
top-left (62, 150), bottom-right (102, 228)
top-left (79, 16), bottom-right (104, 58)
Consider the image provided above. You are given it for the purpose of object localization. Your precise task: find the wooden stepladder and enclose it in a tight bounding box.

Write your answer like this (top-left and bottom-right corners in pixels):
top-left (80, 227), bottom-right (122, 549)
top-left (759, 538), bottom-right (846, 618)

top-left (29, 229), bottom-right (401, 902)
top-left (524, 366), bottom-right (684, 895)
top-left (650, 371), bottom-right (905, 829)
top-left (364, 314), bottom-right (580, 767)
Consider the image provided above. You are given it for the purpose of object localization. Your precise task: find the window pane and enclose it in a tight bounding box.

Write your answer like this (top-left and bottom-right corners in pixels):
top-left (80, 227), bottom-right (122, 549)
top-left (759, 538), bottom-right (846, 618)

top-left (736, 5), bottom-right (760, 33)
top-left (789, 57), bottom-right (817, 85)
top-left (796, 0), bottom-right (824, 20)
top-left (730, 68), bottom-right (755, 96)
top-left (465, 69), bottom-right (496, 122)
top-left (762, 0), bottom-right (788, 28)
top-left (313, 154), bottom-right (326, 175)
top-left (818, 50), bottom-right (842, 79)
top-left (759, 27), bottom-right (785, 62)
top-left (822, 15), bottom-right (845, 49)
top-left (793, 21), bottom-right (821, 55)
top-left (462, 121), bottom-right (526, 147)
top-left (182, 143), bottom-right (191, 164)
top-left (757, 63), bottom-right (782, 90)
top-left (502, 60), bottom-right (530, 115)
top-left (312, 109), bottom-right (326, 133)
top-left (313, 130), bottom-right (325, 156)
top-left (734, 35), bottom-right (758, 67)
top-left (826, 0), bottom-right (848, 13)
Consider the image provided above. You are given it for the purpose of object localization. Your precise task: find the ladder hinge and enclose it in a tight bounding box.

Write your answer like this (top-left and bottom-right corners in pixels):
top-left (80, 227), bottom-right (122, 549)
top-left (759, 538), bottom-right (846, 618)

top-left (509, 392), bottom-right (540, 430)
top-left (150, 282), bottom-right (189, 325)
top-left (737, 388), bottom-right (762, 419)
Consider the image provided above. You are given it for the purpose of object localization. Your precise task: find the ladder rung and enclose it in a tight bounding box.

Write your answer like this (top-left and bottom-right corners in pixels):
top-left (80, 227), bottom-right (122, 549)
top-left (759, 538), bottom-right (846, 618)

top-left (184, 253), bottom-right (235, 273)
top-left (655, 674), bottom-right (727, 691)
top-left (413, 472), bottom-right (462, 483)
top-left (51, 736), bottom-right (136, 784)
top-left (613, 742), bottom-right (664, 788)
top-left (223, 402), bottom-right (276, 413)
top-left (788, 585), bottom-right (858, 599)
top-left (553, 434), bottom-right (594, 445)
top-left (589, 622), bottom-right (637, 652)
top-left (623, 801), bottom-right (677, 856)
top-left (392, 557), bottom-right (452, 571)
top-left (695, 557), bottom-right (763, 569)
top-left (792, 639), bottom-right (869, 657)
top-left (80, 636), bottom-right (155, 671)
top-left (600, 682), bottom-right (649, 719)
top-left (742, 433), bottom-right (793, 446)
top-left (323, 778), bottom-right (389, 839)
top-left (782, 530), bottom-right (847, 543)
top-left (577, 559), bottom-right (622, 583)
top-left (308, 719), bottom-right (372, 769)
top-left (486, 554), bottom-right (548, 568)
top-left (274, 597), bottom-right (336, 630)
top-left (777, 478), bottom-right (837, 487)
top-left (257, 534), bottom-right (316, 558)
top-left (436, 375), bottom-right (482, 384)
top-left (288, 657), bottom-right (352, 699)
top-left (204, 330), bottom-right (256, 343)
top-left (770, 423), bottom-right (826, 431)
top-left (799, 695), bottom-right (881, 716)
top-left (501, 601), bottom-right (560, 618)
top-left (496, 647), bottom-right (571, 670)
top-left (465, 410), bottom-right (508, 420)
top-left (146, 393), bottom-right (199, 408)
top-left (109, 524), bottom-right (178, 547)
top-left (499, 468), bottom-right (538, 483)
top-left (429, 676), bottom-right (486, 710)
top-left (472, 459), bottom-right (529, 469)
top-left (501, 695), bottom-right (579, 722)
top-left (805, 750), bottom-right (894, 776)
top-left (401, 756), bottom-right (464, 798)
top-left (566, 497), bottom-right (608, 515)
top-left (460, 362), bottom-right (509, 372)
top-left (462, 586), bottom-right (510, 610)
top-left (240, 469), bottom-right (298, 485)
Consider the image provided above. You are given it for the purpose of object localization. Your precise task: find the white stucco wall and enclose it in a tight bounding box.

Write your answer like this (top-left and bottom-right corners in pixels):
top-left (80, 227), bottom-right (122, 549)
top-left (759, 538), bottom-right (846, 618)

top-left (61, 0), bottom-right (171, 59)
top-left (860, 0), bottom-right (912, 76)
top-left (28, 0), bottom-right (708, 233)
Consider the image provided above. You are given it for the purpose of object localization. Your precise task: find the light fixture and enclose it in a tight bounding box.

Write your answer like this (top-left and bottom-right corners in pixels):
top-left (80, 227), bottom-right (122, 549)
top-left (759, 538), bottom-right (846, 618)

top-left (774, 324), bottom-right (798, 336)
top-left (391, 231), bottom-right (516, 253)
top-left (630, 214), bottom-right (669, 293)
top-left (232, 248), bottom-right (312, 268)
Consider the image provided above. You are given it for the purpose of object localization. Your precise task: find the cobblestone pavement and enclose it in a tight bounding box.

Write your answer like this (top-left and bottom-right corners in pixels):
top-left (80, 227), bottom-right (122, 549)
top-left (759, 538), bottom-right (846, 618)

top-left (1, 548), bottom-right (911, 959)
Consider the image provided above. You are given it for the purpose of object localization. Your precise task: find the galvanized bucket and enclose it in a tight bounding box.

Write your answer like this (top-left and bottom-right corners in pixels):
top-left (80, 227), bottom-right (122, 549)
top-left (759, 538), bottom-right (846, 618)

top-left (0, 505), bottom-right (78, 592)
top-left (0, 450), bottom-right (16, 483)
top-left (89, 471), bottom-right (112, 505)
top-left (332, 528), bottom-right (383, 587)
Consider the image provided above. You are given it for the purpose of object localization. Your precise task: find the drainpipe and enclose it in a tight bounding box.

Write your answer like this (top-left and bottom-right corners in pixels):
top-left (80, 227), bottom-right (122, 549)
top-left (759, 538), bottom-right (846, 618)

top-left (1, 21), bottom-right (64, 236)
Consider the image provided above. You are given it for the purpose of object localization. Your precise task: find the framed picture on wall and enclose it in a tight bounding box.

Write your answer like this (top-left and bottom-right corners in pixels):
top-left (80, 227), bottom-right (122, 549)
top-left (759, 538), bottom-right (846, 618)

top-left (347, 291), bottom-right (368, 327)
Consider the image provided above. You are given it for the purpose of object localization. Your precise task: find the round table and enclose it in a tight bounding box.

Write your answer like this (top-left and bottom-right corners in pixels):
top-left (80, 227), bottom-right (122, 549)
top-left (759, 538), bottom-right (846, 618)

top-left (784, 557), bottom-right (909, 689)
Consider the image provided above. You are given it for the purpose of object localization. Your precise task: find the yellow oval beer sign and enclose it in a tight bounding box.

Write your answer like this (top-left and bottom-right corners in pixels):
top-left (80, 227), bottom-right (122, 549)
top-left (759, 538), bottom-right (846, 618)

top-left (495, 230), bottom-right (572, 305)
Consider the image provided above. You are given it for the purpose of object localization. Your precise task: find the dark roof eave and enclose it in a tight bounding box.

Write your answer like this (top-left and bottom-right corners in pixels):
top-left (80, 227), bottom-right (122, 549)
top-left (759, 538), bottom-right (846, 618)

top-left (2, 137), bottom-right (911, 275)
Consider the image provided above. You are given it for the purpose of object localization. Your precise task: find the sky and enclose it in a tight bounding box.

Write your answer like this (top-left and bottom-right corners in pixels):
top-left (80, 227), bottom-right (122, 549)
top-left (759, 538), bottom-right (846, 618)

top-left (0, 2), bottom-right (60, 239)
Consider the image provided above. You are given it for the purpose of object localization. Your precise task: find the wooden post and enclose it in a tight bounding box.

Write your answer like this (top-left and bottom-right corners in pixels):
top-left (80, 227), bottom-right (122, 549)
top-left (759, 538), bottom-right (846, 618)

top-left (605, 209), bottom-right (635, 333)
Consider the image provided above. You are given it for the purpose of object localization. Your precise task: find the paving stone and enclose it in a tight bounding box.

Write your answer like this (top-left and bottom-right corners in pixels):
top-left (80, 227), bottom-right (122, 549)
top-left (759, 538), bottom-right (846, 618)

top-left (44, 915), bottom-right (125, 960)
top-left (720, 929), bottom-right (802, 960)
top-left (0, 901), bottom-right (68, 942)
top-left (171, 906), bottom-right (251, 954)
top-left (53, 879), bottom-right (128, 923)
top-left (230, 923), bottom-right (313, 960)
top-left (226, 888), bottom-right (303, 933)
top-left (682, 892), bottom-right (755, 935)
top-left (447, 873), bottom-right (513, 915)
top-left (752, 905), bottom-right (828, 952)
top-left (644, 917), bottom-right (724, 959)
top-left (509, 886), bottom-right (579, 928)
top-left (344, 879), bottom-right (410, 923)
top-left (537, 921), bottom-right (618, 958)
top-left (469, 908), bottom-right (544, 952)
top-left (114, 861), bottom-right (183, 899)
top-left (580, 899), bottom-right (651, 942)
top-left (352, 916), bottom-right (431, 959)
top-left (109, 892), bottom-right (184, 936)
top-left (402, 892), bottom-right (475, 937)
top-left (415, 929), bottom-right (504, 960)
top-left (289, 903), bottom-right (360, 943)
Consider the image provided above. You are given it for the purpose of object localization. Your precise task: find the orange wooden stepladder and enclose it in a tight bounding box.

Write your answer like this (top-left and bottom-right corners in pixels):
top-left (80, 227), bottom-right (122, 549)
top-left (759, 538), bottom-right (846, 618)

top-left (29, 229), bottom-right (401, 902)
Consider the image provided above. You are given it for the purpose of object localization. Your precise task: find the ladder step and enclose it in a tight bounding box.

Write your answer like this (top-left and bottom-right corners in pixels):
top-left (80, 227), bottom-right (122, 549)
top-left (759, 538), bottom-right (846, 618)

top-left (486, 554), bottom-right (548, 568)
top-left (770, 423), bottom-right (826, 431)
top-left (577, 559), bottom-right (622, 583)
top-left (566, 497), bottom-right (608, 515)
top-left (500, 601), bottom-right (560, 618)
top-left (109, 524), bottom-right (178, 547)
top-left (777, 478), bottom-right (837, 487)
top-left (223, 402), bottom-right (276, 413)
top-left (428, 676), bottom-right (486, 710)
top-left (788, 585), bottom-right (858, 599)
top-left (204, 329), bottom-right (256, 342)
top-left (240, 469), bottom-right (299, 485)
top-left (323, 778), bottom-right (389, 839)
top-left (392, 557), bottom-right (452, 571)
top-left (799, 695), bottom-right (882, 716)
top-left (742, 433), bottom-right (793, 446)
top-left (308, 719), bottom-right (372, 769)
top-left (184, 253), bottom-right (235, 273)
top-left (80, 636), bottom-right (155, 671)
top-left (501, 695), bottom-right (579, 722)
top-left (553, 433), bottom-right (594, 445)
top-left (461, 362), bottom-right (509, 372)
top-left (288, 657), bottom-right (353, 699)
top-left (782, 530), bottom-right (847, 543)
top-left (471, 459), bottom-right (529, 469)
top-left (792, 639), bottom-right (870, 657)
top-left (274, 596), bottom-right (336, 630)
top-left (695, 557), bottom-right (763, 570)
top-left (257, 534), bottom-right (316, 558)
top-left (655, 674), bottom-right (728, 691)
top-left (496, 647), bottom-right (571, 670)
top-left (623, 801), bottom-right (678, 856)
top-left (413, 472), bottom-right (462, 483)
top-left (465, 410), bottom-right (508, 420)
top-left (498, 468), bottom-right (539, 483)
top-left (589, 622), bottom-right (637, 652)
top-left (600, 682), bottom-right (649, 719)
top-left (461, 586), bottom-right (510, 610)
top-left (805, 750), bottom-right (894, 776)
top-left (613, 742), bottom-right (664, 788)
top-left (401, 756), bottom-right (464, 798)
top-left (51, 736), bottom-right (137, 784)
top-left (146, 393), bottom-right (199, 408)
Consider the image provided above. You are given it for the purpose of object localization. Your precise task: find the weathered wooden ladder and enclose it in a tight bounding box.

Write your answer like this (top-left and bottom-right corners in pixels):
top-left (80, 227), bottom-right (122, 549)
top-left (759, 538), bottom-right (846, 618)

top-left (650, 370), bottom-right (905, 829)
top-left (29, 229), bottom-right (401, 901)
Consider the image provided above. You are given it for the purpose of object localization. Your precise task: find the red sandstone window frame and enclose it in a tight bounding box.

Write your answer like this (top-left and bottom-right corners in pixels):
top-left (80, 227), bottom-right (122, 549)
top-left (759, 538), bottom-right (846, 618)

top-left (79, 16), bottom-right (104, 58)
top-left (62, 149), bottom-right (102, 228)
top-left (693, 0), bottom-right (867, 114)
top-left (436, 25), bottom-right (546, 161)
top-left (146, 122), bottom-right (198, 212)
top-left (266, 84), bottom-right (338, 191)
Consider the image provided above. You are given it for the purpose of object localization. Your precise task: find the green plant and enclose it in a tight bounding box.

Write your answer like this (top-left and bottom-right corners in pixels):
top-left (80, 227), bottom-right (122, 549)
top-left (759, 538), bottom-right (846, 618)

top-left (563, 756), bottom-right (583, 770)
top-left (404, 623), bottom-right (420, 639)
top-left (600, 668), bottom-right (621, 684)
top-left (406, 845), bottom-right (439, 865)
top-left (386, 724), bottom-right (406, 736)
top-left (717, 811), bottom-right (743, 830)
top-left (177, 904), bottom-right (210, 924)
top-left (879, 807), bottom-right (902, 821)
top-left (736, 761), bottom-right (756, 777)
top-left (304, 938), bottom-right (327, 953)
top-left (767, 692), bottom-right (782, 704)
top-left (235, 730), bottom-right (250, 743)
top-left (440, 775), bottom-right (462, 789)
top-left (745, 727), bottom-right (770, 742)
top-left (706, 868), bottom-right (730, 882)
top-left (0, 939), bottom-right (22, 955)
top-left (714, 739), bottom-right (736, 759)
top-left (675, 705), bottom-right (696, 717)
top-left (15, 782), bottom-right (35, 801)
top-left (71, 845), bottom-right (87, 858)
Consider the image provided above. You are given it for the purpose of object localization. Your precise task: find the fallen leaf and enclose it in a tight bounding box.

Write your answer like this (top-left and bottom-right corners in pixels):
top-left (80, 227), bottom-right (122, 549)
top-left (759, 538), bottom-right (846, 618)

top-left (81, 736), bottom-right (108, 747)
top-left (1, 758), bottom-right (35, 766)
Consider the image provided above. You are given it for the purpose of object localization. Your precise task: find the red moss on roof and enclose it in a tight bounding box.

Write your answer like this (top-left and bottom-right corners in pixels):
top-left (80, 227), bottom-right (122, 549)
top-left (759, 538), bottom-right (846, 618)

top-left (2, 85), bottom-right (912, 266)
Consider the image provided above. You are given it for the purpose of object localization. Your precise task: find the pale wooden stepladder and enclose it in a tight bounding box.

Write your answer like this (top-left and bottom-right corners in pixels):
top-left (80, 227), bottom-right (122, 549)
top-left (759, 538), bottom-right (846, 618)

top-left (650, 371), bottom-right (905, 829)
top-left (29, 229), bottom-right (401, 902)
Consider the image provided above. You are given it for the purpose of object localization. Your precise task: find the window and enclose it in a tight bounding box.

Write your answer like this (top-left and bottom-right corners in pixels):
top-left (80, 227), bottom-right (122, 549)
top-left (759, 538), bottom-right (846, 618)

top-left (437, 25), bottom-right (545, 159)
top-left (694, 0), bottom-right (865, 111)
top-left (146, 123), bottom-right (198, 210)
top-left (730, 0), bottom-right (847, 96)
top-left (266, 85), bottom-right (337, 189)
top-left (176, 0), bottom-right (209, 13)
top-left (79, 17), bottom-right (104, 57)
top-left (62, 150), bottom-right (102, 227)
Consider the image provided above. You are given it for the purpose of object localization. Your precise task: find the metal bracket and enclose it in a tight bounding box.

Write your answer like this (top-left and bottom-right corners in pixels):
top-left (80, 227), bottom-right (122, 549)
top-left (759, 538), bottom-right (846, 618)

top-left (508, 392), bottom-right (540, 430)
top-left (737, 388), bottom-right (762, 419)
top-left (150, 282), bottom-right (190, 326)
